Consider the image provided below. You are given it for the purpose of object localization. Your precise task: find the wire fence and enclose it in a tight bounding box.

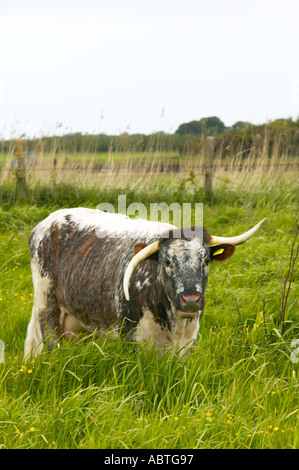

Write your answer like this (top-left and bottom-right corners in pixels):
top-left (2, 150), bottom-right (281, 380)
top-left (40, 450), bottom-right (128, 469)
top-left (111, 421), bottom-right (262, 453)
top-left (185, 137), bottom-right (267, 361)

top-left (1, 134), bottom-right (298, 194)
top-left (1, 162), bottom-right (298, 174)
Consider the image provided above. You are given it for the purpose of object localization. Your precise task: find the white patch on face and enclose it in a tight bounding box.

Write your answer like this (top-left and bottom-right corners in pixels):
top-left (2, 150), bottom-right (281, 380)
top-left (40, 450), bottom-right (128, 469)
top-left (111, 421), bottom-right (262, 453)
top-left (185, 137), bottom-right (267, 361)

top-left (185, 237), bottom-right (204, 250)
top-left (165, 265), bottom-right (172, 277)
top-left (165, 238), bottom-right (207, 294)
top-left (168, 238), bottom-right (205, 258)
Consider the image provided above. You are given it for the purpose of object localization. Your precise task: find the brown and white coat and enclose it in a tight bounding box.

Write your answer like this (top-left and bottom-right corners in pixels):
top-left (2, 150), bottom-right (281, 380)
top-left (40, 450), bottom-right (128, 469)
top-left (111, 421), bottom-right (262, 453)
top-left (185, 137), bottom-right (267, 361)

top-left (24, 208), bottom-right (266, 358)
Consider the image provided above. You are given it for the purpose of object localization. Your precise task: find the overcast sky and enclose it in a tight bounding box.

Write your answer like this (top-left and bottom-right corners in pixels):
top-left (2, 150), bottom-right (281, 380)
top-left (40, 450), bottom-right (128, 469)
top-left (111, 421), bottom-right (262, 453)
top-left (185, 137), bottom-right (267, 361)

top-left (0, 0), bottom-right (298, 138)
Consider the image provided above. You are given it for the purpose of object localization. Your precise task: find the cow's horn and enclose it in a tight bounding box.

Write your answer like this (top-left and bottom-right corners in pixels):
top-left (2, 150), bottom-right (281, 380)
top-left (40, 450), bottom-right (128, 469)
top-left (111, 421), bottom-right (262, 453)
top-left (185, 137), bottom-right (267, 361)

top-left (209, 218), bottom-right (267, 246)
top-left (123, 240), bottom-right (160, 301)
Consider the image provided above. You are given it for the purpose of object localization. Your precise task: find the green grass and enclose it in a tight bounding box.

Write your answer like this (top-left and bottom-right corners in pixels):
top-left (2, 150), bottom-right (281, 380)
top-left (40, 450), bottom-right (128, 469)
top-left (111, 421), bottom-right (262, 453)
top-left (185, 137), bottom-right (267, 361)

top-left (0, 178), bottom-right (298, 449)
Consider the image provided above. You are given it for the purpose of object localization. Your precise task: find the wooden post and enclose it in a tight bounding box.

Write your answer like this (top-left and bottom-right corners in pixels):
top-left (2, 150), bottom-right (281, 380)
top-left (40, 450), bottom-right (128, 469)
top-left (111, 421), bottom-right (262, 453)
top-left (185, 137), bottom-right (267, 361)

top-left (16, 139), bottom-right (27, 195)
top-left (205, 136), bottom-right (214, 197)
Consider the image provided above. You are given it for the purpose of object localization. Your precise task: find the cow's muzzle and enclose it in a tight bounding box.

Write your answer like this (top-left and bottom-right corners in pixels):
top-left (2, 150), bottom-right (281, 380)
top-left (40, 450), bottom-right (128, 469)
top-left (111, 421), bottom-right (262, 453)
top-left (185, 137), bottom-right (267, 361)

top-left (177, 293), bottom-right (205, 318)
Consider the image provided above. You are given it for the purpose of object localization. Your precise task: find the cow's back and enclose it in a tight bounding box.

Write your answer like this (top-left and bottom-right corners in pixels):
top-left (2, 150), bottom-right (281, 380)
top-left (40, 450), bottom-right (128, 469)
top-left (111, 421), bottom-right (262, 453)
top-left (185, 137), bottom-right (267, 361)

top-left (29, 208), bottom-right (174, 329)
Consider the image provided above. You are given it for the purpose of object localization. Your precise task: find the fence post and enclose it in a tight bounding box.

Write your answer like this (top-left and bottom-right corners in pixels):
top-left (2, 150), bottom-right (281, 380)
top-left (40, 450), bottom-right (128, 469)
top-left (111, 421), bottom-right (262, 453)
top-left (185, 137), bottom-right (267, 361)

top-left (15, 139), bottom-right (27, 195)
top-left (205, 136), bottom-right (214, 197)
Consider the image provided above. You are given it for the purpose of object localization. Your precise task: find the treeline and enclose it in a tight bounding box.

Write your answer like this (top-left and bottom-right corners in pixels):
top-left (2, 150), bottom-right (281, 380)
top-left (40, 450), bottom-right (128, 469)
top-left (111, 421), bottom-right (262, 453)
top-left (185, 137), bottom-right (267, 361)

top-left (175, 116), bottom-right (251, 135)
top-left (2, 117), bottom-right (299, 158)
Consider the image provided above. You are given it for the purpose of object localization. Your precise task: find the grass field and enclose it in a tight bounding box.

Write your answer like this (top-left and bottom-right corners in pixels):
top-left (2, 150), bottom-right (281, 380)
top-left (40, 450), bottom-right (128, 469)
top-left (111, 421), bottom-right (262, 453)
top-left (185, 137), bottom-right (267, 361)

top-left (0, 163), bottom-right (298, 448)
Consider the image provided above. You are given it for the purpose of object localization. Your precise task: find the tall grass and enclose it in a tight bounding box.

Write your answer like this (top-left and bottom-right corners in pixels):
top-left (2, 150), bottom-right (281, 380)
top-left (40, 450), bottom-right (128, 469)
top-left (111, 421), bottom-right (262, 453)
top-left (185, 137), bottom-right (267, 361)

top-left (0, 128), bottom-right (298, 191)
top-left (1, 330), bottom-right (298, 449)
top-left (0, 174), bottom-right (298, 448)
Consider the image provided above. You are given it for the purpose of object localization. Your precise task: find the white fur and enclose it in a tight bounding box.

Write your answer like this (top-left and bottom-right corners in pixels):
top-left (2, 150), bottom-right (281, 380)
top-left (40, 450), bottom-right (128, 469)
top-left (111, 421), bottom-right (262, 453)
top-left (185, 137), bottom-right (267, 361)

top-left (38, 207), bottom-right (175, 238)
top-left (29, 208), bottom-right (177, 259)
top-left (24, 260), bottom-right (52, 358)
top-left (26, 208), bottom-right (204, 358)
top-left (135, 308), bottom-right (200, 357)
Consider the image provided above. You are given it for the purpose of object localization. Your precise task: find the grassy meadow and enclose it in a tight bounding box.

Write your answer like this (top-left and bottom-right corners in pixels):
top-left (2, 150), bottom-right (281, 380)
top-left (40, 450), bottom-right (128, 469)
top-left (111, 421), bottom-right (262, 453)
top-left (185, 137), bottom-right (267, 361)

top-left (0, 145), bottom-right (298, 449)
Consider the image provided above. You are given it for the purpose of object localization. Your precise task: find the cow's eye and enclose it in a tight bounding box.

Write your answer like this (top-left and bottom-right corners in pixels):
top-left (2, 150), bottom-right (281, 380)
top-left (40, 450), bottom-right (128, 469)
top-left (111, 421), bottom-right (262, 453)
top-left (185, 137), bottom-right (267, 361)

top-left (203, 258), bottom-right (210, 266)
top-left (166, 259), bottom-right (173, 268)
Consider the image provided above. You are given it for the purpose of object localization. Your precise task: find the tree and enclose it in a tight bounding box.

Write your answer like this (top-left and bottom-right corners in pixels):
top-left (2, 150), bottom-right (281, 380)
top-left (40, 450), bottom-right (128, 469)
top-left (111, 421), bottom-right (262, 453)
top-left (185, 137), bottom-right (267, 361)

top-left (230, 121), bottom-right (251, 132)
top-left (200, 116), bottom-right (225, 135)
top-left (175, 116), bottom-right (225, 135)
top-left (175, 120), bottom-right (202, 135)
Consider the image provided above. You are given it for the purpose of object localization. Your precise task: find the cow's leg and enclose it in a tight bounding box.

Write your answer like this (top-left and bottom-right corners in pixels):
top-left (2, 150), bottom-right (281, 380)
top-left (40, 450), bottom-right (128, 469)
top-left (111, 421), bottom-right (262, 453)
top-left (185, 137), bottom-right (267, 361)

top-left (24, 263), bottom-right (62, 358)
top-left (119, 316), bottom-right (138, 342)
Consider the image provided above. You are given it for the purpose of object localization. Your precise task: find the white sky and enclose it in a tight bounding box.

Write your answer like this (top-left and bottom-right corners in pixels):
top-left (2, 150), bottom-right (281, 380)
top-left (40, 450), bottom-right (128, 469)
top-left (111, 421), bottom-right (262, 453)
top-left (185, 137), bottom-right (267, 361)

top-left (0, 0), bottom-right (299, 138)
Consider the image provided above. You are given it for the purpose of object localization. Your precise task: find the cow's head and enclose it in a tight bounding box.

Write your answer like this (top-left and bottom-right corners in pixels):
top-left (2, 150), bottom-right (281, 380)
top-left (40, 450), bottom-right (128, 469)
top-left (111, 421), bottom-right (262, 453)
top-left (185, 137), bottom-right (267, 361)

top-left (123, 219), bottom-right (267, 318)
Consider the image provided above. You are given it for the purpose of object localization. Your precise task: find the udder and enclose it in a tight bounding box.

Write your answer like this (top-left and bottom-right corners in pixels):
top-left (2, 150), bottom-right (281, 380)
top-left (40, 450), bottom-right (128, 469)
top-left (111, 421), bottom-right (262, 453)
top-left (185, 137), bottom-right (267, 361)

top-left (62, 313), bottom-right (87, 340)
top-left (60, 311), bottom-right (119, 343)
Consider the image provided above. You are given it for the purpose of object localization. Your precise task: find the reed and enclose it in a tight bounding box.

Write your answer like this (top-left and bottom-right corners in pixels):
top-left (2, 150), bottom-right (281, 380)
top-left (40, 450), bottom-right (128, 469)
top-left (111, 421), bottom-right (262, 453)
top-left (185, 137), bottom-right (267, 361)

top-left (0, 128), bottom-right (297, 193)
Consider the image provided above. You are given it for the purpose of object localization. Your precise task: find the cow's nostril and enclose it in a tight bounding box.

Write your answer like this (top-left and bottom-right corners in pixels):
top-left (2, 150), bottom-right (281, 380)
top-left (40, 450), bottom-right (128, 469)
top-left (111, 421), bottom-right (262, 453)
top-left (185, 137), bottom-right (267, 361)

top-left (181, 296), bottom-right (187, 305)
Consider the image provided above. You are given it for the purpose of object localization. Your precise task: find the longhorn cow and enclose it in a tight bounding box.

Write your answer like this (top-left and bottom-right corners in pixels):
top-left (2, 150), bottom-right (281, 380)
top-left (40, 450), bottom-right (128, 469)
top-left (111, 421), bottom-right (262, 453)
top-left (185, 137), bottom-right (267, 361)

top-left (24, 208), bottom-right (266, 357)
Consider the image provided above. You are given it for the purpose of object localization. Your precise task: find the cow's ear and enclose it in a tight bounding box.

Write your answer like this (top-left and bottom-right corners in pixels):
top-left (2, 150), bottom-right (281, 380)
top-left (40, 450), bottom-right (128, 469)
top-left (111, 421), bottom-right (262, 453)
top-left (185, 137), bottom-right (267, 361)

top-left (133, 242), bottom-right (148, 255)
top-left (210, 244), bottom-right (235, 261)
top-left (133, 242), bottom-right (159, 261)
